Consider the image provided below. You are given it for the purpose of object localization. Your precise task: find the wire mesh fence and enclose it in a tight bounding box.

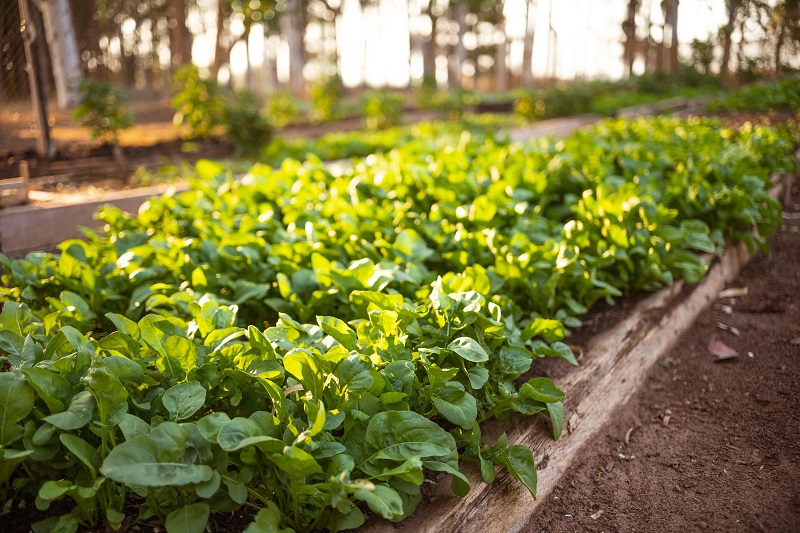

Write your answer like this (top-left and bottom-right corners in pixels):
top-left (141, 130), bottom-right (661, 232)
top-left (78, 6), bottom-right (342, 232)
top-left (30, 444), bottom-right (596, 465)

top-left (1, 0), bottom-right (54, 159)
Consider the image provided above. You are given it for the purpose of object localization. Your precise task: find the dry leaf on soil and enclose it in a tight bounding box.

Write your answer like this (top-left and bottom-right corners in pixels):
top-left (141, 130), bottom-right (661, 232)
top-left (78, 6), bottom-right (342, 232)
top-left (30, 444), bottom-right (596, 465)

top-left (708, 334), bottom-right (739, 361)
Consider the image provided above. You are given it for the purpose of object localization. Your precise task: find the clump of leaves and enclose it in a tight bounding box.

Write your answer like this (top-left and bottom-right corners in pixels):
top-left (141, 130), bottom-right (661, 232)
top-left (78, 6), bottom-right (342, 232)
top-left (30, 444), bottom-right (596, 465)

top-left (363, 91), bottom-right (404, 130)
top-left (311, 74), bottom-right (346, 122)
top-left (72, 78), bottom-right (134, 144)
top-left (514, 83), bottom-right (593, 121)
top-left (266, 91), bottom-right (302, 128)
top-left (708, 78), bottom-right (800, 113)
top-left (171, 64), bottom-right (225, 139)
top-left (224, 89), bottom-right (273, 158)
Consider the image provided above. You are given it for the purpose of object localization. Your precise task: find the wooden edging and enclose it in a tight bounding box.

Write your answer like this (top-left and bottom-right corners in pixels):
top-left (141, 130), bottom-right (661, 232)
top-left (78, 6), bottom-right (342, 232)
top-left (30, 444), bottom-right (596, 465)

top-left (0, 182), bottom-right (190, 256)
top-left (0, 162), bottom-right (30, 209)
top-left (363, 169), bottom-right (796, 533)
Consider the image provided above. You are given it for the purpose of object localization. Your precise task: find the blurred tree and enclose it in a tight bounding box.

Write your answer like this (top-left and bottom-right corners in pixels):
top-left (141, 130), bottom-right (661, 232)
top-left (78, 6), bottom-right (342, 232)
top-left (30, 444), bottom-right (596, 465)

top-left (521, 0), bottom-right (537, 86)
top-left (662, 0), bottom-right (679, 72)
top-left (622, 0), bottom-right (641, 77)
top-left (770, 0), bottom-right (800, 72)
top-left (317, 0), bottom-right (342, 66)
top-left (420, 0), bottom-right (443, 86)
top-left (282, 0), bottom-right (307, 94)
top-left (494, 1), bottom-right (508, 91)
top-left (40, 0), bottom-right (82, 107)
top-left (690, 36), bottom-right (715, 74)
top-left (168, 0), bottom-right (192, 68)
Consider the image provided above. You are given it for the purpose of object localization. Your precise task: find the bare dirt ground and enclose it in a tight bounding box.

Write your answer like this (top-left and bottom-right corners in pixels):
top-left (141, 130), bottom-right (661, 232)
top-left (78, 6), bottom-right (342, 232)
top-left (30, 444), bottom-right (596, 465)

top-left (527, 183), bottom-right (800, 533)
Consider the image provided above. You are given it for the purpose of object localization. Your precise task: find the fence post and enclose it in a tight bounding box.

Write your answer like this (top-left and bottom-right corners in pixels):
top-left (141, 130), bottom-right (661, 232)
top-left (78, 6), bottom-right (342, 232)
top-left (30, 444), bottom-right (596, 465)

top-left (17, 0), bottom-right (54, 159)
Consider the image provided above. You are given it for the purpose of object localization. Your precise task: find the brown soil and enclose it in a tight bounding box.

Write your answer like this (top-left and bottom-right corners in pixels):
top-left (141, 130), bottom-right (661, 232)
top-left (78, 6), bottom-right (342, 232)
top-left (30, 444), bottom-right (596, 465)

top-left (527, 184), bottom-right (800, 533)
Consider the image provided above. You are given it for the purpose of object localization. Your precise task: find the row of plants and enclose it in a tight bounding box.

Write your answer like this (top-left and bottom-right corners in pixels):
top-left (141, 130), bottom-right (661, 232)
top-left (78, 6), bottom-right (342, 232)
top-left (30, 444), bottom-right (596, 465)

top-left (263, 114), bottom-right (525, 166)
top-left (1, 117), bottom-right (797, 533)
top-left (708, 77), bottom-right (800, 113)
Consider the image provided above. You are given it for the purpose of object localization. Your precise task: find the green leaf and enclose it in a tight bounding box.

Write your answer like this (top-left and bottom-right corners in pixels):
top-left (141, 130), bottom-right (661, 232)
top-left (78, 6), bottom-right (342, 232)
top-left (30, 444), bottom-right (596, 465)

top-left (466, 365), bottom-right (489, 389)
top-left (60, 434), bottom-right (101, 478)
top-left (165, 503), bottom-right (210, 533)
top-left (197, 412), bottom-right (231, 443)
top-left (118, 413), bottom-right (150, 440)
top-left (22, 367), bottom-right (71, 413)
top-left (431, 384), bottom-right (478, 430)
top-left (105, 312), bottom-right (141, 341)
top-left (217, 417), bottom-right (283, 452)
top-left (283, 350), bottom-right (323, 400)
top-left (522, 318), bottom-right (566, 342)
top-left (496, 445), bottom-right (537, 499)
top-left (100, 422), bottom-right (213, 486)
top-left (244, 501), bottom-right (295, 533)
top-left (357, 411), bottom-right (457, 475)
top-left (355, 483), bottom-right (405, 521)
top-left (546, 401), bottom-right (565, 440)
top-left (43, 391), bottom-right (95, 431)
top-left (498, 346), bottom-right (533, 377)
top-left (519, 377), bottom-right (565, 403)
top-left (164, 336), bottom-right (200, 376)
top-left (269, 446), bottom-right (323, 480)
top-left (0, 372), bottom-right (35, 446)
top-left (0, 301), bottom-right (32, 336)
top-left (83, 365), bottom-right (128, 423)
top-left (163, 382), bottom-right (207, 421)
top-left (195, 470), bottom-right (221, 499)
top-left (317, 316), bottom-right (357, 350)
top-left (446, 337), bottom-right (489, 363)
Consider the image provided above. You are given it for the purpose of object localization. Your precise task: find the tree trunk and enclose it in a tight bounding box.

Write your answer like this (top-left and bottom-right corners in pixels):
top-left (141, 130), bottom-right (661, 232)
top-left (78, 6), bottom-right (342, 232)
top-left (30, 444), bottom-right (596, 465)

top-left (736, 16), bottom-right (746, 73)
top-left (495, 12), bottom-right (508, 91)
top-left (521, 0), bottom-right (535, 86)
top-left (212, 0), bottom-right (228, 78)
top-left (421, 4), bottom-right (438, 85)
top-left (775, 21), bottom-right (786, 73)
top-left (720, 1), bottom-right (737, 84)
top-left (168, 0), bottom-right (192, 68)
top-left (282, 0), bottom-right (305, 95)
top-left (40, 0), bottom-right (81, 108)
top-left (453, 2), bottom-right (467, 88)
top-left (667, 0), bottom-right (679, 72)
top-left (263, 32), bottom-right (279, 94)
top-left (320, 0), bottom-right (341, 69)
top-left (243, 25), bottom-right (252, 91)
top-left (622, 0), bottom-right (640, 78)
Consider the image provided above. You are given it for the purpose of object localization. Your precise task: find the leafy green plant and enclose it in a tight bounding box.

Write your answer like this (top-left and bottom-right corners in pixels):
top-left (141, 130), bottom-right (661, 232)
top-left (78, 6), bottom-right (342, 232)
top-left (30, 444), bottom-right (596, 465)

top-left (514, 84), bottom-right (593, 121)
top-left (171, 64), bottom-right (226, 139)
top-left (708, 78), bottom-right (800, 113)
top-left (72, 79), bottom-right (134, 144)
top-left (311, 75), bottom-right (346, 122)
top-left (224, 89), bottom-right (273, 158)
top-left (0, 116), bottom-right (795, 532)
top-left (266, 91), bottom-right (302, 128)
top-left (362, 91), bottom-right (404, 130)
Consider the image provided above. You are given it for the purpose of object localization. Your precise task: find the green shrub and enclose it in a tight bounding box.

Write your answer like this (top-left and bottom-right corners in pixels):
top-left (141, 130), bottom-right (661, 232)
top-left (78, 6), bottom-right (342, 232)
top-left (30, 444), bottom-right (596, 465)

top-left (311, 74), bottom-right (345, 122)
top-left (224, 89), bottom-right (273, 158)
top-left (266, 91), bottom-right (301, 128)
top-left (72, 78), bottom-right (134, 144)
top-left (708, 78), bottom-right (800, 113)
top-left (514, 84), bottom-right (592, 121)
top-left (363, 91), bottom-right (404, 130)
top-left (171, 65), bottom-right (226, 138)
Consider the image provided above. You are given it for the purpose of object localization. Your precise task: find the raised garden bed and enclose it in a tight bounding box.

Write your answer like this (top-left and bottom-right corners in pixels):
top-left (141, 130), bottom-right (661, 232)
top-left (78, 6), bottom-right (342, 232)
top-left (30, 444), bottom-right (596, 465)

top-left (0, 116), bottom-right (796, 533)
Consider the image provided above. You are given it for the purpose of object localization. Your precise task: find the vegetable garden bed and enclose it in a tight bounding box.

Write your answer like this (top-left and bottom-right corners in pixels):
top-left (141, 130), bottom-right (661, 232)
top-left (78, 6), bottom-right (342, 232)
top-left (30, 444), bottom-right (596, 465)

top-left (0, 117), bottom-right (797, 533)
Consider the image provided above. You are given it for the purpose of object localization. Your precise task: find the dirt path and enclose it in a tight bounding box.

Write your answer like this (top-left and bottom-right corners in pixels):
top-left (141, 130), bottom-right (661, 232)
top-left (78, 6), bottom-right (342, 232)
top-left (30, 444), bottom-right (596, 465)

top-left (527, 185), bottom-right (800, 532)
